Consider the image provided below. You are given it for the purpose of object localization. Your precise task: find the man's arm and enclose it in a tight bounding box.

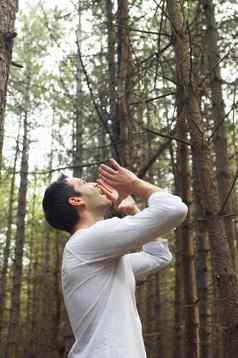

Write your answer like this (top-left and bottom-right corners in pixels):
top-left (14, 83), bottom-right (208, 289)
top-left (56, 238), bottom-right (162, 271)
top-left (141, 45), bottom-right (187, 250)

top-left (119, 197), bottom-right (173, 281)
top-left (66, 190), bottom-right (187, 262)
top-left (125, 238), bottom-right (172, 281)
top-left (66, 160), bottom-right (188, 262)
top-left (97, 158), bottom-right (163, 203)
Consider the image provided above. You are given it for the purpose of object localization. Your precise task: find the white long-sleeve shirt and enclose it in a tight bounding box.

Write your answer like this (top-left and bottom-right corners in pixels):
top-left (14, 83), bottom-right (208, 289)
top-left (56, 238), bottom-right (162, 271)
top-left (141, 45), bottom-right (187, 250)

top-left (61, 191), bottom-right (188, 358)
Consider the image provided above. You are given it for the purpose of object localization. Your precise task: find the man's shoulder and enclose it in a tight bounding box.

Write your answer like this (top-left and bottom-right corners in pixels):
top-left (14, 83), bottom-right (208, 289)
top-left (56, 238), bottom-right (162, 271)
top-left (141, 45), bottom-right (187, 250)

top-left (65, 217), bottom-right (121, 249)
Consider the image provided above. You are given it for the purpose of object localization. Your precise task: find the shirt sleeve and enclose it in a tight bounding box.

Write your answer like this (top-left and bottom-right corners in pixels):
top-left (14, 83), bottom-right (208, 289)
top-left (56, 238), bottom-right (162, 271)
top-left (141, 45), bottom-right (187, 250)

top-left (124, 239), bottom-right (173, 281)
top-left (66, 190), bottom-right (188, 262)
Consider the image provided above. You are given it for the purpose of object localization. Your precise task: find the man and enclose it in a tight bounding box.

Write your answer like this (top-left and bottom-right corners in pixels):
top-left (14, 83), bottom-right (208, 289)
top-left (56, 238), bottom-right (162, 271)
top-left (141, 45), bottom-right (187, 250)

top-left (42, 159), bottom-right (188, 358)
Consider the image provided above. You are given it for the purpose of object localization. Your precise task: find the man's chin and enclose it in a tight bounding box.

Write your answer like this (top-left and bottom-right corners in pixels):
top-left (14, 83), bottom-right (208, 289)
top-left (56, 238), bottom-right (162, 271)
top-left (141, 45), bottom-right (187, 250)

top-left (100, 193), bottom-right (112, 204)
top-left (105, 196), bottom-right (113, 207)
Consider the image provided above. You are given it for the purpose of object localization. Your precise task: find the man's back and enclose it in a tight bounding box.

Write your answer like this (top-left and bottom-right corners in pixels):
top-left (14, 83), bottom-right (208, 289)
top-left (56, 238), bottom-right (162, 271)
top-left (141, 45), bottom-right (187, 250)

top-left (61, 191), bottom-right (188, 357)
top-left (62, 225), bottom-right (146, 358)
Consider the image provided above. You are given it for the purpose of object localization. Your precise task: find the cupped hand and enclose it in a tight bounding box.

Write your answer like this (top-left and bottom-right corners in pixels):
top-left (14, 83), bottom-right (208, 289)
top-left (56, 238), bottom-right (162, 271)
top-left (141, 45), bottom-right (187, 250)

top-left (97, 179), bottom-right (139, 215)
top-left (116, 195), bottom-right (140, 216)
top-left (97, 158), bottom-right (138, 197)
top-left (96, 179), bottom-right (119, 206)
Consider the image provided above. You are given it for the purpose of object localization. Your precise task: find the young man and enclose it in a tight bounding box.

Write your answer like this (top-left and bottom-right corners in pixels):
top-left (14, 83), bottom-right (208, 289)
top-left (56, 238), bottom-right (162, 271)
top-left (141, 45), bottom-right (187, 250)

top-left (42, 159), bottom-right (188, 358)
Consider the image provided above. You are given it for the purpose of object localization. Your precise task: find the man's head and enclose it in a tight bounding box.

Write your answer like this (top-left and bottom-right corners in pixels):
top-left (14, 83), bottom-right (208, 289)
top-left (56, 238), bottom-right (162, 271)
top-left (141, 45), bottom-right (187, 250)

top-left (42, 174), bottom-right (112, 233)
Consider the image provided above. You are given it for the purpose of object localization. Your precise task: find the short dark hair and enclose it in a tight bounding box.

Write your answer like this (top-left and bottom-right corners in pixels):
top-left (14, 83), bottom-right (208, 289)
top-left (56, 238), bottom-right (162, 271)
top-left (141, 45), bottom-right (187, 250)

top-left (42, 174), bottom-right (81, 233)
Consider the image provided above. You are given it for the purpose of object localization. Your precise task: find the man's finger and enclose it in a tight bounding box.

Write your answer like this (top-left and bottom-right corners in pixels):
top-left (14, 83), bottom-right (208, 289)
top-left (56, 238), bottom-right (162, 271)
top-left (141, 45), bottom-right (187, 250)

top-left (99, 164), bottom-right (117, 175)
top-left (108, 158), bottom-right (121, 170)
top-left (99, 186), bottom-right (114, 198)
top-left (98, 176), bottom-right (115, 187)
top-left (96, 178), bottom-right (112, 190)
top-left (98, 168), bottom-right (115, 180)
top-left (98, 183), bottom-right (119, 203)
top-left (97, 182), bottom-right (114, 197)
top-left (98, 179), bottom-right (114, 192)
top-left (97, 179), bottom-right (113, 192)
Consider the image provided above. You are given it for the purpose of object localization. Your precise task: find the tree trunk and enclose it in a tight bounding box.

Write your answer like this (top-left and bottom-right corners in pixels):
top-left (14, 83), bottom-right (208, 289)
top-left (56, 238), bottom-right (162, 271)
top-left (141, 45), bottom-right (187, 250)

top-left (175, 104), bottom-right (200, 358)
top-left (146, 163), bottom-right (163, 358)
top-left (166, 1), bottom-right (238, 356)
top-left (52, 231), bottom-right (63, 354)
top-left (0, 0), bottom-right (18, 175)
top-left (193, 159), bottom-right (212, 358)
top-left (147, 273), bottom-right (163, 358)
top-left (105, 0), bottom-right (119, 161)
top-left (117, 0), bottom-right (130, 166)
top-left (202, 0), bottom-right (237, 271)
top-left (170, 140), bottom-right (185, 358)
top-left (5, 106), bottom-right (29, 357)
top-left (136, 280), bottom-right (148, 352)
top-left (211, 262), bottom-right (224, 358)
top-left (0, 127), bottom-right (20, 347)
top-left (23, 175), bottom-right (37, 358)
top-left (73, 1), bottom-right (83, 178)
top-left (29, 244), bottom-right (40, 358)
top-left (173, 228), bottom-right (185, 358)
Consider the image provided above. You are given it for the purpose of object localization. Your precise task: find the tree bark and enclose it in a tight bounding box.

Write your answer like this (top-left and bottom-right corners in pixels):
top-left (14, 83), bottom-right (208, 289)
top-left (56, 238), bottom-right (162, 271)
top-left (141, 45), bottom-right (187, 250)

top-left (23, 175), bottom-right (37, 358)
top-left (0, 127), bottom-right (20, 347)
top-left (193, 163), bottom-right (212, 358)
top-left (175, 104), bottom-right (200, 358)
top-left (166, 1), bottom-right (238, 356)
top-left (29, 243), bottom-right (40, 358)
top-left (170, 138), bottom-right (185, 358)
top-left (52, 231), bottom-right (63, 353)
top-left (117, 0), bottom-right (130, 166)
top-left (202, 0), bottom-right (237, 271)
top-left (5, 78), bottom-right (29, 358)
top-left (105, 0), bottom-right (119, 161)
top-left (173, 228), bottom-right (185, 358)
top-left (136, 280), bottom-right (148, 353)
top-left (0, 0), bottom-right (18, 175)
top-left (74, 1), bottom-right (83, 178)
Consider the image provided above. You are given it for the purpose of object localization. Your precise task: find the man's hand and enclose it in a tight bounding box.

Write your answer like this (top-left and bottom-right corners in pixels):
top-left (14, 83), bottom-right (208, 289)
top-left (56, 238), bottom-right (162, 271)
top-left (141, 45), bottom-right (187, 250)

top-left (96, 178), bottom-right (140, 215)
top-left (116, 195), bottom-right (140, 216)
top-left (96, 179), bottom-right (119, 206)
top-left (97, 159), bottom-right (139, 200)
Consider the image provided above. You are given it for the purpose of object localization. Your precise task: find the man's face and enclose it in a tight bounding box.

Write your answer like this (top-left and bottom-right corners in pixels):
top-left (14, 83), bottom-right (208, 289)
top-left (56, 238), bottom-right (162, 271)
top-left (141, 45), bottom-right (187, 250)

top-left (65, 177), bottom-right (113, 213)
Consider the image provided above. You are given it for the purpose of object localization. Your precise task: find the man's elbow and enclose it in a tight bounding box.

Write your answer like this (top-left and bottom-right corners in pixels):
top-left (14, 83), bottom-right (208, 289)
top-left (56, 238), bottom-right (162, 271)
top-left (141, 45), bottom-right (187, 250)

top-left (156, 250), bottom-right (173, 270)
top-left (172, 201), bottom-right (188, 227)
top-left (163, 250), bottom-right (173, 265)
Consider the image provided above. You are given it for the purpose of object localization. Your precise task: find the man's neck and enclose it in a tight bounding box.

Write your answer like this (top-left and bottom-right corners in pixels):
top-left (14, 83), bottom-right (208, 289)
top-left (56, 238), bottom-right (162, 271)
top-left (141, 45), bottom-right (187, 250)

top-left (71, 211), bottom-right (105, 234)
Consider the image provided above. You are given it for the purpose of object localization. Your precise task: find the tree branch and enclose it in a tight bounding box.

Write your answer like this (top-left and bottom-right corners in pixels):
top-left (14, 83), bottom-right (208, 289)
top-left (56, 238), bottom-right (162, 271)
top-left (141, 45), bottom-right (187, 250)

top-left (208, 102), bottom-right (238, 144)
top-left (11, 161), bottom-right (106, 176)
top-left (129, 92), bottom-right (175, 106)
top-left (138, 123), bottom-right (192, 146)
top-left (76, 30), bottom-right (120, 160)
top-left (138, 137), bottom-right (172, 178)
top-left (218, 167), bottom-right (238, 215)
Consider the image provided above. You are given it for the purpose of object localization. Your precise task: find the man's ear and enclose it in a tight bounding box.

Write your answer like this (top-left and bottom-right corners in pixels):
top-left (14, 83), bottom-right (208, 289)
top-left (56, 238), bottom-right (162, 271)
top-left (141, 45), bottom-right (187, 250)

top-left (68, 197), bottom-right (84, 208)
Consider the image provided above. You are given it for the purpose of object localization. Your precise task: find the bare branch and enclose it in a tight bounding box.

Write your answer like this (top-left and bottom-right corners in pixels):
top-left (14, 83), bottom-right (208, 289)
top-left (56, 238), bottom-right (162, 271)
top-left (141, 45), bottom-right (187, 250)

top-left (139, 124), bottom-right (192, 146)
top-left (11, 161), bottom-right (106, 176)
top-left (129, 92), bottom-right (175, 106)
top-left (75, 30), bottom-right (120, 160)
top-left (208, 102), bottom-right (238, 144)
top-left (218, 167), bottom-right (238, 215)
top-left (138, 137), bottom-right (172, 178)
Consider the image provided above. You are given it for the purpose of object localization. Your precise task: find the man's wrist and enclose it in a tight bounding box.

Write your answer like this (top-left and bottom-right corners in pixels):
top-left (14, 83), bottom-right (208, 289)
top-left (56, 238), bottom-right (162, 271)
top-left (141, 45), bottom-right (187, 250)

top-left (129, 178), bottom-right (142, 195)
top-left (130, 206), bottom-right (140, 215)
top-left (117, 205), bottom-right (140, 216)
